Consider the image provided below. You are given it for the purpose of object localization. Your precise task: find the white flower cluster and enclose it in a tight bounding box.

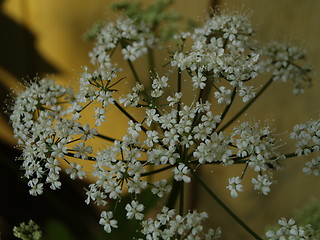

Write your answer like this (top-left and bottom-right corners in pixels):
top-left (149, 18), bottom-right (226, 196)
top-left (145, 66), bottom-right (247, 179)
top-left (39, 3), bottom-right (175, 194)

top-left (9, 6), bottom-right (317, 238)
top-left (85, 136), bottom-right (148, 206)
top-left (232, 122), bottom-right (284, 171)
top-left (78, 65), bottom-right (120, 106)
top-left (265, 218), bottom-right (316, 240)
top-left (227, 121), bottom-right (285, 196)
top-left (141, 207), bottom-right (221, 240)
top-left (9, 65), bottom-right (126, 195)
top-left (291, 119), bottom-right (320, 176)
top-left (260, 42), bottom-right (312, 94)
top-left (9, 79), bottom-right (89, 195)
top-left (89, 17), bottom-right (156, 66)
top-left (222, 121), bottom-right (283, 197)
top-left (171, 13), bottom-right (259, 104)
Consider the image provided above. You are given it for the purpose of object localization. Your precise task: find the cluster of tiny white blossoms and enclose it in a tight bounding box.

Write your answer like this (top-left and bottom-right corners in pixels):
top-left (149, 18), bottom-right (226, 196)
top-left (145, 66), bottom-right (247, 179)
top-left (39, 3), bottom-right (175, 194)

top-left (9, 5), bottom-right (318, 238)
top-left (265, 218), bottom-right (316, 240)
top-left (259, 41), bottom-right (312, 94)
top-left (291, 119), bottom-right (320, 176)
top-left (171, 13), bottom-right (259, 104)
top-left (141, 207), bottom-right (221, 240)
top-left (226, 121), bottom-right (284, 197)
top-left (89, 17), bottom-right (157, 66)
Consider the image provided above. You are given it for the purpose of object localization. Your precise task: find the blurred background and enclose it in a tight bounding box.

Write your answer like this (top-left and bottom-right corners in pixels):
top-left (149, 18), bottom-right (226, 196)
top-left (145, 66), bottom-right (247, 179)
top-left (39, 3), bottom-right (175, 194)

top-left (0, 0), bottom-right (319, 239)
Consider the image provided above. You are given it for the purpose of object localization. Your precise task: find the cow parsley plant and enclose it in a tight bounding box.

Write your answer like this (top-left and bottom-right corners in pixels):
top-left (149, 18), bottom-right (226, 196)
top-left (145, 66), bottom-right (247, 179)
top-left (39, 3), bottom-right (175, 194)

top-left (8, 1), bottom-right (318, 239)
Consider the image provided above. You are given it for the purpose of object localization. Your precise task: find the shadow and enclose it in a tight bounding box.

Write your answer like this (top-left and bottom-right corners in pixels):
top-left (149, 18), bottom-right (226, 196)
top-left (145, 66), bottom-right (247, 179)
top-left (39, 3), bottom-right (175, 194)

top-left (0, 0), bottom-right (58, 79)
top-left (0, 141), bottom-right (100, 240)
top-left (0, 1), bottom-right (98, 239)
top-left (0, 0), bottom-right (59, 121)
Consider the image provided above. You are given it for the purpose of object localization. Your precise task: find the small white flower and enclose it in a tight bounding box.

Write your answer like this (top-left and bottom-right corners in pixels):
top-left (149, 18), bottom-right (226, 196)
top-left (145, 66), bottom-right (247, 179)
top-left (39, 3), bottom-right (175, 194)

top-left (127, 176), bottom-right (148, 194)
top-left (251, 174), bottom-right (273, 195)
top-left (80, 124), bottom-right (98, 141)
top-left (173, 163), bottom-right (191, 183)
top-left (205, 227), bottom-right (222, 240)
top-left (28, 178), bottom-right (44, 196)
top-left (145, 109), bottom-right (159, 126)
top-left (239, 85), bottom-right (256, 102)
top-left (73, 142), bottom-right (93, 160)
top-left (214, 86), bottom-right (232, 105)
top-left (192, 71), bottom-right (207, 89)
top-left (51, 140), bottom-right (68, 159)
top-left (99, 211), bottom-right (118, 233)
top-left (145, 130), bottom-right (159, 147)
top-left (94, 107), bottom-right (106, 126)
top-left (46, 172), bottom-right (61, 190)
top-left (303, 157), bottom-right (320, 176)
top-left (66, 162), bottom-right (86, 180)
top-left (151, 75), bottom-right (168, 98)
top-left (226, 176), bottom-right (243, 198)
top-left (125, 200), bottom-right (145, 220)
top-left (167, 92), bottom-right (182, 107)
top-left (151, 179), bottom-right (172, 197)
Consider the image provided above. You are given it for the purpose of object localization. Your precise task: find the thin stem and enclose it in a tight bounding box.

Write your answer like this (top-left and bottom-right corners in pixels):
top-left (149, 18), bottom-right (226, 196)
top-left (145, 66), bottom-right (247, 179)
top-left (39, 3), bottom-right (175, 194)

top-left (95, 133), bottom-right (149, 152)
top-left (148, 47), bottom-right (156, 78)
top-left (218, 77), bottom-right (273, 133)
top-left (283, 149), bottom-right (315, 159)
top-left (179, 182), bottom-right (184, 216)
top-left (240, 162), bottom-right (249, 179)
top-left (127, 59), bottom-right (142, 84)
top-left (96, 133), bottom-right (119, 142)
top-left (107, 77), bottom-right (126, 89)
top-left (177, 68), bottom-right (183, 154)
top-left (177, 68), bottom-right (182, 119)
top-left (166, 180), bottom-right (181, 209)
top-left (215, 87), bottom-right (237, 131)
top-left (191, 79), bottom-right (214, 128)
top-left (141, 165), bottom-right (174, 177)
top-left (191, 169), bottom-right (263, 240)
top-left (123, 44), bottom-right (152, 104)
top-left (284, 152), bottom-right (298, 159)
top-left (114, 101), bottom-right (148, 133)
top-left (64, 152), bottom-right (95, 161)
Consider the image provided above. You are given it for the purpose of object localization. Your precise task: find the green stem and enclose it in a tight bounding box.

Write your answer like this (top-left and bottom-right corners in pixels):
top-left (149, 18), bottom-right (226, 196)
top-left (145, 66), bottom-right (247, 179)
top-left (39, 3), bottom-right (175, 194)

top-left (191, 78), bottom-right (214, 128)
top-left (284, 152), bottom-right (298, 158)
top-left (141, 165), bottom-right (174, 177)
top-left (148, 47), bottom-right (156, 78)
top-left (124, 48), bottom-right (152, 104)
top-left (127, 59), bottom-right (142, 84)
top-left (166, 180), bottom-right (181, 210)
top-left (114, 101), bottom-right (148, 133)
top-left (283, 149), bottom-right (316, 159)
top-left (96, 133), bottom-right (118, 142)
top-left (240, 162), bottom-right (249, 179)
top-left (177, 67), bottom-right (182, 118)
top-left (95, 133), bottom-right (149, 152)
top-left (64, 152), bottom-right (95, 161)
top-left (218, 77), bottom-right (273, 133)
top-left (114, 100), bottom-right (170, 150)
top-left (179, 182), bottom-right (184, 216)
top-left (215, 87), bottom-right (237, 131)
top-left (191, 169), bottom-right (263, 240)
top-left (107, 77), bottom-right (126, 89)
top-left (177, 68), bottom-right (183, 154)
